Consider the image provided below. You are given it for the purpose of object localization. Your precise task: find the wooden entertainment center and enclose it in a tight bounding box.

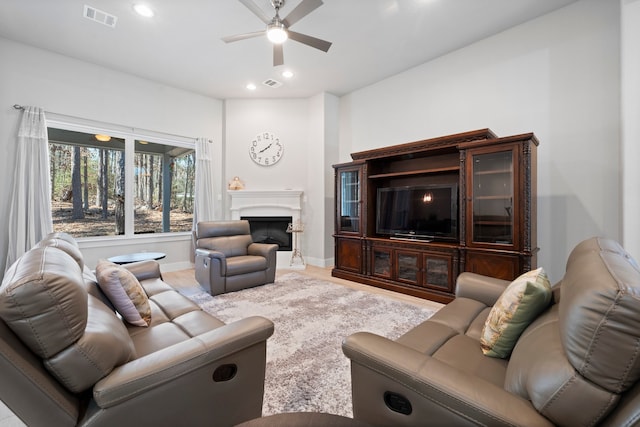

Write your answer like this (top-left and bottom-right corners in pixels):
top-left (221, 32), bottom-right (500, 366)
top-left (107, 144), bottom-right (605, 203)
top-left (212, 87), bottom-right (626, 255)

top-left (332, 128), bottom-right (538, 303)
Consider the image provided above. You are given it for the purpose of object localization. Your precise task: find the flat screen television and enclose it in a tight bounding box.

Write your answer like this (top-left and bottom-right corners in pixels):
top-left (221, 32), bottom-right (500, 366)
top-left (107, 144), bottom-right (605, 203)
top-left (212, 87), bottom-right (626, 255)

top-left (376, 183), bottom-right (458, 241)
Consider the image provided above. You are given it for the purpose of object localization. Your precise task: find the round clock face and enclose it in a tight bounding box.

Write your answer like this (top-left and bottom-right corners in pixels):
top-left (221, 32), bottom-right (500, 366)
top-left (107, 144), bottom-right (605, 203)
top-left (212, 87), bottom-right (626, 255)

top-left (249, 132), bottom-right (284, 166)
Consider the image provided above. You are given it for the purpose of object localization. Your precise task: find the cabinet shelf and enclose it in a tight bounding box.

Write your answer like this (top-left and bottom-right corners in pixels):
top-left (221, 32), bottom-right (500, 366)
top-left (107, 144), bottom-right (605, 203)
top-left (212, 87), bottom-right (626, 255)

top-left (474, 168), bottom-right (512, 175)
top-left (474, 220), bottom-right (511, 226)
top-left (368, 166), bottom-right (459, 179)
top-left (474, 195), bottom-right (512, 200)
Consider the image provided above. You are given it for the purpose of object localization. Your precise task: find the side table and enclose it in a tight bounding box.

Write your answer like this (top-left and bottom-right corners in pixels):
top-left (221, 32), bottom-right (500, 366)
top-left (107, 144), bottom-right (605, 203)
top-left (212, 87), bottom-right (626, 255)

top-left (107, 252), bottom-right (166, 265)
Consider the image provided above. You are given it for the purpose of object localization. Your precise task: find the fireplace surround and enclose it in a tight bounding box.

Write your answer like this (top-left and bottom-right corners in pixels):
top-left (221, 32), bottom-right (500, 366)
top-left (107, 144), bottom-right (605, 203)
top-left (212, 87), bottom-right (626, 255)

top-left (228, 190), bottom-right (303, 268)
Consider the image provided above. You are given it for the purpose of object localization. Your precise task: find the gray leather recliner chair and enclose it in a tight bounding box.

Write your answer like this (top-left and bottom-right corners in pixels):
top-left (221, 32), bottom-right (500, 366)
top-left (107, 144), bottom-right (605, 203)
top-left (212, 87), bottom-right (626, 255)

top-left (194, 220), bottom-right (278, 295)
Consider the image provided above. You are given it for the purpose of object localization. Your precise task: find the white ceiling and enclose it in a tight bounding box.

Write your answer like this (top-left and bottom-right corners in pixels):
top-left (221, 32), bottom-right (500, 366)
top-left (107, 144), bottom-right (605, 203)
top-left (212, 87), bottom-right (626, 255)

top-left (0, 0), bottom-right (579, 99)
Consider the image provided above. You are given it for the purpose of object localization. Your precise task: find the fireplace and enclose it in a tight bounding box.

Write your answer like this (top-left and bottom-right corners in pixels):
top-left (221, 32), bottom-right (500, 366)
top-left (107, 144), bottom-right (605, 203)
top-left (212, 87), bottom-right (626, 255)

top-left (242, 216), bottom-right (292, 251)
top-left (228, 190), bottom-right (303, 268)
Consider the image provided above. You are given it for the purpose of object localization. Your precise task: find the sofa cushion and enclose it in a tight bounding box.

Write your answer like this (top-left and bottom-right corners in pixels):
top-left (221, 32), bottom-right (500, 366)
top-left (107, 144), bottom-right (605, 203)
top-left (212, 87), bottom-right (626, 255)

top-left (45, 295), bottom-right (135, 392)
top-left (434, 333), bottom-right (509, 387)
top-left (35, 234), bottom-right (84, 270)
top-left (480, 267), bottom-right (552, 358)
top-left (0, 247), bottom-right (135, 393)
top-left (197, 235), bottom-right (253, 257)
top-left (127, 320), bottom-right (193, 357)
top-left (0, 246), bottom-right (87, 358)
top-left (559, 237), bottom-right (640, 393)
top-left (226, 255), bottom-right (268, 276)
top-left (96, 260), bottom-right (152, 327)
top-left (505, 305), bottom-right (618, 426)
top-left (126, 286), bottom-right (224, 356)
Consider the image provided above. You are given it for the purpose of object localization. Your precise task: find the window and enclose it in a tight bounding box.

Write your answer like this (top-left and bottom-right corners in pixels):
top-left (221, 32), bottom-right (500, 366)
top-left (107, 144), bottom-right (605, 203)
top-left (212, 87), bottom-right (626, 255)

top-left (48, 125), bottom-right (195, 238)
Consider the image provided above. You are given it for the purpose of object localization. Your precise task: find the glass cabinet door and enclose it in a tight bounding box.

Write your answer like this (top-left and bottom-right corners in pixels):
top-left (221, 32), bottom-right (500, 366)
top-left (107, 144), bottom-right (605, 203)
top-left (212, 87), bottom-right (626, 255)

top-left (372, 247), bottom-right (392, 278)
top-left (470, 148), bottom-right (516, 246)
top-left (424, 257), bottom-right (450, 290)
top-left (338, 168), bottom-right (361, 233)
top-left (396, 251), bottom-right (419, 284)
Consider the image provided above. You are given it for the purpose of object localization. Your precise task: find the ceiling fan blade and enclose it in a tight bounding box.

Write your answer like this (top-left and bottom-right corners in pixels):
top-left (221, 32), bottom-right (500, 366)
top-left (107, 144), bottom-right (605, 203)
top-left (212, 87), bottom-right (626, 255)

top-left (222, 30), bottom-right (265, 43)
top-left (288, 30), bottom-right (332, 52)
top-left (282, 0), bottom-right (323, 27)
top-left (237, 0), bottom-right (272, 24)
top-left (273, 44), bottom-right (284, 66)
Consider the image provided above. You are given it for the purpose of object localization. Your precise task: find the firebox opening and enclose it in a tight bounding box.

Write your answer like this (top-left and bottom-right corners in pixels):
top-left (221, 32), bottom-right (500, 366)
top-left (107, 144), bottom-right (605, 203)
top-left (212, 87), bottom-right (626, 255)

top-left (242, 216), bottom-right (293, 251)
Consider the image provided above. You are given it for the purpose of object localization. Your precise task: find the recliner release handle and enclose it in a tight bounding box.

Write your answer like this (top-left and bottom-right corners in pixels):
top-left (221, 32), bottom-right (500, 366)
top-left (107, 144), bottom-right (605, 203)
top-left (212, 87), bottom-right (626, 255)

top-left (213, 364), bottom-right (237, 382)
top-left (384, 391), bottom-right (412, 415)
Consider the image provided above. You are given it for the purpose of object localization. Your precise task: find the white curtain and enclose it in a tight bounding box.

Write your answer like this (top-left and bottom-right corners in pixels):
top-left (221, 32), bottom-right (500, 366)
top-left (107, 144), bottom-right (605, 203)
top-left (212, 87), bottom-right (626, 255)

top-left (5, 106), bottom-right (53, 270)
top-left (193, 137), bottom-right (216, 227)
top-left (191, 137), bottom-right (216, 262)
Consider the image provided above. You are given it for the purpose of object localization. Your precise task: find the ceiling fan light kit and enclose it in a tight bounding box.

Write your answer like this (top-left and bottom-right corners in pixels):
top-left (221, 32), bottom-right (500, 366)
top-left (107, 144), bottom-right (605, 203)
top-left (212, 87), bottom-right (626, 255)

top-left (223, 0), bottom-right (332, 66)
top-left (267, 21), bottom-right (288, 44)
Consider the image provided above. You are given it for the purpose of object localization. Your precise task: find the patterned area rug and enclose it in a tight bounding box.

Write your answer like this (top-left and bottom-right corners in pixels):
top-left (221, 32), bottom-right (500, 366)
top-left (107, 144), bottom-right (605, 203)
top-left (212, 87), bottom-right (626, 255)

top-left (186, 272), bottom-right (437, 417)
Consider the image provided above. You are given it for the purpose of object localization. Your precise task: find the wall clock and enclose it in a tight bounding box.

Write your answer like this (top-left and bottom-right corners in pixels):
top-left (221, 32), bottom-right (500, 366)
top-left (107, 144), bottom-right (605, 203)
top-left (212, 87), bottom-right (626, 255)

top-left (249, 131), bottom-right (284, 166)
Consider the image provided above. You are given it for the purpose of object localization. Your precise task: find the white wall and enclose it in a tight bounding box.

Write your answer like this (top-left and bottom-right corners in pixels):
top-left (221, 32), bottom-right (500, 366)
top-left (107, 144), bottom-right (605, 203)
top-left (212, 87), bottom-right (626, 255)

top-left (224, 96), bottom-right (339, 267)
top-left (338, 0), bottom-right (621, 282)
top-left (308, 92), bottom-right (340, 266)
top-left (224, 98), bottom-right (311, 263)
top-left (224, 98), bottom-right (309, 193)
top-left (323, 94), bottom-right (340, 264)
top-left (0, 38), bottom-right (223, 274)
top-left (622, 0), bottom-right (640, 260)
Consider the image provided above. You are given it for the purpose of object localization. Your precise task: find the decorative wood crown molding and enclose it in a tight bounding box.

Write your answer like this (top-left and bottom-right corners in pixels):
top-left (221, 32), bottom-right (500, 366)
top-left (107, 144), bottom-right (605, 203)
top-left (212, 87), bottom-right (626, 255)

top-left (350, 128), bottom-right (497, 161)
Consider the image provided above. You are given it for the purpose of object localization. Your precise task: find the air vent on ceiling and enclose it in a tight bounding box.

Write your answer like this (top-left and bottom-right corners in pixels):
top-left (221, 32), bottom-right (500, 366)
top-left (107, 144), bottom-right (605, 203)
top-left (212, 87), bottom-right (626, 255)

top-left (84, 5), bottom-right (117, 28)
top-left (263, 79), bottom-right (283, 88)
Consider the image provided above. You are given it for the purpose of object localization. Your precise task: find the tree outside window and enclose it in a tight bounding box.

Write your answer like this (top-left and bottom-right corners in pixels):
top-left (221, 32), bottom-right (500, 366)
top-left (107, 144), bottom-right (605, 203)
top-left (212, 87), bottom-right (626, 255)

top-left (48, 128), bottom-right (194, 238)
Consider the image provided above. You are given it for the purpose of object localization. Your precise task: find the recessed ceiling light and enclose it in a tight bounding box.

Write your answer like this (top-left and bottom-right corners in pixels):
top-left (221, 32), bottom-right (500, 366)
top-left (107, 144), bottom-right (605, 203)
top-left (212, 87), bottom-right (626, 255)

top-left (246, 83), bottom-right (257, 90)
top-left (282, 70), bottom-right (294, 79)
top-left (133, 4), bottom-right (154, 17)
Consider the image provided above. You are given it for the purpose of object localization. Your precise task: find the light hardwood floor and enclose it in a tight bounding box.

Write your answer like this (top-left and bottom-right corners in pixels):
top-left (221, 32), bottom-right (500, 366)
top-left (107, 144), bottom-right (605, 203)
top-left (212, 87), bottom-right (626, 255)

top-left (0, 265), bottom-right (443, 426)
top-left (164, 265), bottom-right (444, 312)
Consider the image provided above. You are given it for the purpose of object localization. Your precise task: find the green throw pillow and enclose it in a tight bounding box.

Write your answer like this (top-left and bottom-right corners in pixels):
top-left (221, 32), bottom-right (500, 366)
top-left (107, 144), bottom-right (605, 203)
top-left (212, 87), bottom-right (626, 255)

top-left (480, 267), bottom-right (552, 358)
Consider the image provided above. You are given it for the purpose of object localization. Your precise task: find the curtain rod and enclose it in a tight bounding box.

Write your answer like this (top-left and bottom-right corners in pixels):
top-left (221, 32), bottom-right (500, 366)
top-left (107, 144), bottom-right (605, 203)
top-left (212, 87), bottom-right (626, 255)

top-left (12, 104), bottom-right (200, 143)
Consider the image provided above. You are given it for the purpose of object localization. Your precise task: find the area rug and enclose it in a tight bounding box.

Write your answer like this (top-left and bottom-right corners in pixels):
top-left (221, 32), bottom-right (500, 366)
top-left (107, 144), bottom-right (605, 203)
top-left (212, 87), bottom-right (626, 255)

top-left (186, 272), bottom-right (437, 417)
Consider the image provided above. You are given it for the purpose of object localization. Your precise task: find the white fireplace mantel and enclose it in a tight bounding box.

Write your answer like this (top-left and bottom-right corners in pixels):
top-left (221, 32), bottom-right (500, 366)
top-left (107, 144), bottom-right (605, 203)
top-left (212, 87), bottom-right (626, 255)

top-left (228, 189), bottom-right (304, 269)
top-left (228, 189), bottom-right (303, 222)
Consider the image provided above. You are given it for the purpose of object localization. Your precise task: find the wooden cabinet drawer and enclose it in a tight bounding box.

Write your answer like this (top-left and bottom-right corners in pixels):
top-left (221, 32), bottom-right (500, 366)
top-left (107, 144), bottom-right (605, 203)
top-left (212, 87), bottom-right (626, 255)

top-left (336, 238), bottom-right (362, 273)
top-left (465, 251), bottom-right (520, 280)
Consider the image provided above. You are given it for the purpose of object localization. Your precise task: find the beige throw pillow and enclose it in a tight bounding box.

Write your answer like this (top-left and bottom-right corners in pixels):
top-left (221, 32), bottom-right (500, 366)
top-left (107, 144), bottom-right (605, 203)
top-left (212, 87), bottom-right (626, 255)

top-left (95, 259), bottom-right (151, 327)
top-left (480, 267), bottom-right (552, 358)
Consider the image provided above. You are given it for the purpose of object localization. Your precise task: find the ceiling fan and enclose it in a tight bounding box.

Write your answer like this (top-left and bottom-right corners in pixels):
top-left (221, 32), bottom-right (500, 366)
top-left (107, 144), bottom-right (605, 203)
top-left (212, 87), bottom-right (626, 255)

top-left (222, 0), bottom-right (332, 66)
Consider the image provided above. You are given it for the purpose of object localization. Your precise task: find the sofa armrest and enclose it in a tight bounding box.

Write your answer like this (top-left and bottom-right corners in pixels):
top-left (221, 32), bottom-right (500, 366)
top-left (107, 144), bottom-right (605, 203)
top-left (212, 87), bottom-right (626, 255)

top-left (343, 332), bottom-right (553, 427)
top-left (248, 243), bottom-right (278, 258)
top-left (122, 260), bottom-right (162, 281)
top-left (93, 316), bottom-right (274, 408)
top-left (195, 248), bottom-right (226, 261)
top-left (454, 272), bottom-right (511, 307)
top-left (195, 248), bottom-right (226, 275)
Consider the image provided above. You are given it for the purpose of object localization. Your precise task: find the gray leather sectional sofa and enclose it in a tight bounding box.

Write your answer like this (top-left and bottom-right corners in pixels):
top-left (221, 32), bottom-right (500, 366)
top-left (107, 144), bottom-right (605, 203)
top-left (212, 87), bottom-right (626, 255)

top-left (0, 232), bottom-right (274, 427)
top-left (343, 237), bottom-right (640, 426)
